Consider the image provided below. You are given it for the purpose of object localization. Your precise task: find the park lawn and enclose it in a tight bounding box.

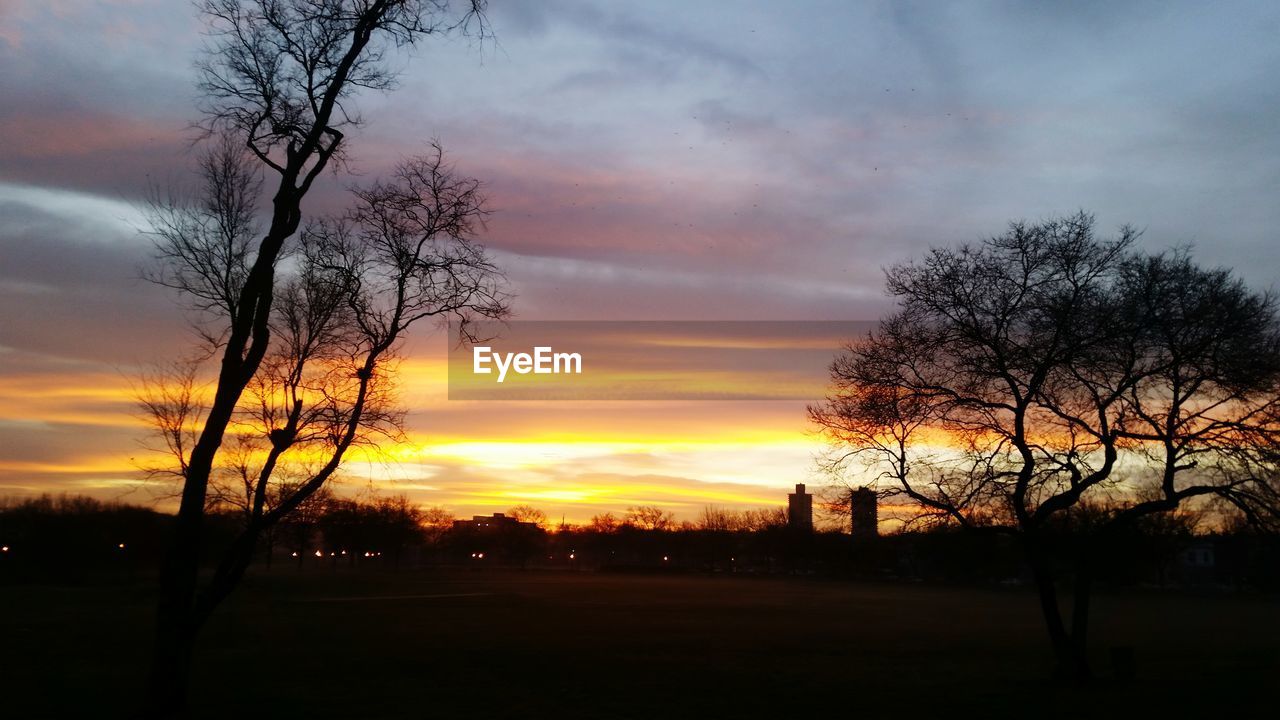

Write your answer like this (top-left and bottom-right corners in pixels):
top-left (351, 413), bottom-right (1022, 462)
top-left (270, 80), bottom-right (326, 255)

top-left (1, 570), bottom-right (1275, 718)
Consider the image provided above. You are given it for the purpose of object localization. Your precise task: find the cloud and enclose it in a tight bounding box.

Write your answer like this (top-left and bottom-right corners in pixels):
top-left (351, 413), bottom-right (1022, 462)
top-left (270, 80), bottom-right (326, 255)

top-left (0, 108), bottom-right (189, 198)
top-left (0, 187), bottom-right (186, 363)
top-left (3, 0), bottom-right (1280, 516)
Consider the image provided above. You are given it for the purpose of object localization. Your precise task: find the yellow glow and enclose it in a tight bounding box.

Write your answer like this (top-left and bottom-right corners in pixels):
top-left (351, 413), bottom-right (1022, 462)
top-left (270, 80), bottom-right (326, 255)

top-left (0, 336), bottom-right (943, 524)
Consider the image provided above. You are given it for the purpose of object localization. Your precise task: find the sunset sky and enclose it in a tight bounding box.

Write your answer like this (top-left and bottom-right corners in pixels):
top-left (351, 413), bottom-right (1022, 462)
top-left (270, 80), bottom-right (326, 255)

top-left (2, 1), bottom-right (1280, 523)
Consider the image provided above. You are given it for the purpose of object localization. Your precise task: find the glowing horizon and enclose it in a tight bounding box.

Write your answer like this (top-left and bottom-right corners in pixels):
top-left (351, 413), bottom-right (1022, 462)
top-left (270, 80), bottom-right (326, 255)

top-left (4, 1), bottom-right (1280, 529)
top-left (0, 343), bottom-right (849, 524)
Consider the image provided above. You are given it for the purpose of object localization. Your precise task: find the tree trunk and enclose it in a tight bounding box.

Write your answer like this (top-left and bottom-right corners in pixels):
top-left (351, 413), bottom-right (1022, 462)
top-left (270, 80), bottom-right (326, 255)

top-left (142, 616), bottom-right (197, 718)
top-left (1068, 558), bottom-right (1095, 682)
top-left (1028, 555), bottom-right (1071, 669)
top-left (143, 240), bottom-right (291, 717)
top-left (1021, 533), bottom-right (1097, 683)
top-left (1024, 538), bottom-right (1095, 684)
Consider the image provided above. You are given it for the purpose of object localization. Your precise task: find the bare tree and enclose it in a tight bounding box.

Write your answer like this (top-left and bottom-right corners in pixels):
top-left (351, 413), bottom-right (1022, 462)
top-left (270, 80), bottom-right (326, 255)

top-left (697, 505), bottom-right (739, 531)
top-left (625, 505), bottom-right (676, 531)
top-left (588, 512), bottom-right (621, 533)
top-left (810, 213), bottom-right (1280, 681)
top-left (135, 361), bottom-right (206, 489)
top-left (141, 2), bottom-right (497, 702)
top-left (740, 506), bottom-right (788, 532)
top-left (696, 505), bottom-right (787, 532)
top-left (419, 504), bottom-right (456, 546)
top-left (144, 139), bottom-right (506, 707)
top-left (507, 504), bottom-right (549, 528)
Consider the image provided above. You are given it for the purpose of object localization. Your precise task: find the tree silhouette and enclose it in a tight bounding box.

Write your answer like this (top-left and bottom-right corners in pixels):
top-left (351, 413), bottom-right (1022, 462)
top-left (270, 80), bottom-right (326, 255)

top-left (696, 505), bottom-right (787, 532)
top-left (588, 512), bottom-right (622, 533)
top-left (420, 505), bottom-right (457, 547)
top-left (138, 2), bottom-right (492, 713)
top-left (810, 213), bottom-right (1280, 680)
top-left (625, 506), bottom-right (676, 531)
top-left (507, 504), bottom-right (549, 528)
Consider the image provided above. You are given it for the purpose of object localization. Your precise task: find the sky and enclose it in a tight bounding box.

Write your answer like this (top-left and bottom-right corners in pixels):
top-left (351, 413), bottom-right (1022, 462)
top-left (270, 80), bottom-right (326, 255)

top-left (2, 0), bottom-right (1279, 523)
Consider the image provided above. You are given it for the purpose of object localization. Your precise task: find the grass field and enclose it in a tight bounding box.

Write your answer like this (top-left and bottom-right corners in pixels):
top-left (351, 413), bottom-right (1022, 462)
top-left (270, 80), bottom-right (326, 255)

top-left (2, 570), bottom-right (1276, 718)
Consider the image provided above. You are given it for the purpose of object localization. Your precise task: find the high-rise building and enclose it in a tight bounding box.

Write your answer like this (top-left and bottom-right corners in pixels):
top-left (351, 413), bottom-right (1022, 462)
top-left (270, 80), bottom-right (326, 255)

top-left (849, 487), bottom-right (878, 537)
top-left (787, 483), bottom-right (813, 532)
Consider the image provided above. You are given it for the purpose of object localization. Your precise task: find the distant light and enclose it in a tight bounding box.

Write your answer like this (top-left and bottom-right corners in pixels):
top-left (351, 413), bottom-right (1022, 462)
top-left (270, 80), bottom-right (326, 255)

top-left (569, 553), bottom-right (576, 560)
top-left (118, 543), bottom-right (126, 549)
top-left (1, 546), bottom-right (8, 552)
top-left (314, 550), bottom-right (323, 557)
top-left (470, 552), bottom-right (477, 558)
top-left (477, 552), bottom-right (485, 559)
top-left (662, 555), bottom-right (669, 562)
top-left (291, 552), bottom-right (299, 557)
top-left (340, 550), bottom-right (347, 555)
top-left (329, 552), bottom-right (336, 557)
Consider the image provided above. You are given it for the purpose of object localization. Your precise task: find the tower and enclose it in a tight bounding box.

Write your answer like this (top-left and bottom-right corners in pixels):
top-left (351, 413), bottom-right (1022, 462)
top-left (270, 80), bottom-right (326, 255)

top-left (787, 483), bottom-right (813, 532)
top-left (849, 487), bottom-right (878, 538)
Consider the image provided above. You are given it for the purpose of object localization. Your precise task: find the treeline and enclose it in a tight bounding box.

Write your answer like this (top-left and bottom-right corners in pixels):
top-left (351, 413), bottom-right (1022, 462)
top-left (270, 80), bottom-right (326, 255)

top-left (583, 505), bottom-right (787, 533)
top-left (0, 493), bottom-right (445, 582)
top-left (259, 493), bottom-right (452, 569)
top-left (467, 505), bottom-right (798, 571)
top-left (853, 507), bottom-right (1280, 590)
top-left (3, 495), bottom-right (1277, 589)
top-left (0, 495), bottom-right (173, 582)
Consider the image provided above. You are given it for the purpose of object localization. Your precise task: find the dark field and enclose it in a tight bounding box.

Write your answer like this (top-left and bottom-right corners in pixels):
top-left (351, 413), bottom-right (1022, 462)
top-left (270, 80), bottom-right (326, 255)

top-left (2, 570), bottom-right (1276, 719)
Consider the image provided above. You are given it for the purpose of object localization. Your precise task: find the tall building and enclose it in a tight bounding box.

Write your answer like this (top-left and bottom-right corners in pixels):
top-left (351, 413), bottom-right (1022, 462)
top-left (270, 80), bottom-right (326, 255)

top-left (787, 483), bottom-right (813, 532)
top-left (849, 487), bottom-right (878, 538)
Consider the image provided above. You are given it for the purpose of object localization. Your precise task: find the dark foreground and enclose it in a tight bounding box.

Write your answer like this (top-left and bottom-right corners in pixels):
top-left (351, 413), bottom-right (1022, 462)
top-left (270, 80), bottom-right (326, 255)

top-left (2, 570), bottom-right (1276, 719)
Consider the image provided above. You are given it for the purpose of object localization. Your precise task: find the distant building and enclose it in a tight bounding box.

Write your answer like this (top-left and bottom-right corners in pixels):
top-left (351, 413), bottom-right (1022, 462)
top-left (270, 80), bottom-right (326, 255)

top-left (451, 512), bottom-right (538, 532)
top-left (787, 483), bottom-right (813, 532)
top-left (1179, 541), bottom-right (1215, 569)
top-left (1176, 540), bottom-right (1216, 584)
top-left (850, 488), bottom-right (878, 538)
top-left (448, 512), bottom-right (545, 565)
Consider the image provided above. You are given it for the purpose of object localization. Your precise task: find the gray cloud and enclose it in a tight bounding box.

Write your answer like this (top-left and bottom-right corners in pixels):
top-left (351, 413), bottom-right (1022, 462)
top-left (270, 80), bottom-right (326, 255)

top-left (0, 191), bottom-right (185, 363)
top-left (3, 0), bottom-right (1280, 503)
